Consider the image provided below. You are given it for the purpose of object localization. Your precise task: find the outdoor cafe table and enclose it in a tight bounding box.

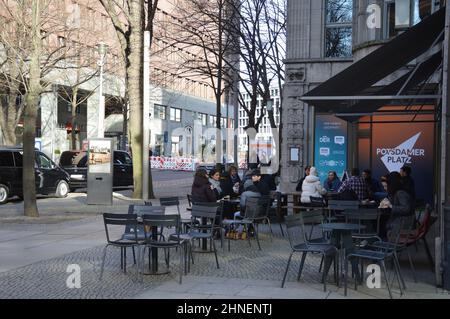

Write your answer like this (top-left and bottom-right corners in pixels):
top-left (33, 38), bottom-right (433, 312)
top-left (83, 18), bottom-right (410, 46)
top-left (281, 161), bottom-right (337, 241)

top-left (279, 191), bottom-right (302, 215)
top-left (320, 223), bottom-right (366, 280)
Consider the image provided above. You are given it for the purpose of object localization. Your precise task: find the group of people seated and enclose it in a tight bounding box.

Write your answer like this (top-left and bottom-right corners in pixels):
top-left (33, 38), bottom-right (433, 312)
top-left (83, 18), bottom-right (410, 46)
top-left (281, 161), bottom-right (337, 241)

top-left (190, 164), bottom-right (276, 220)
top-left (295, 165), bottom-right (417, 238)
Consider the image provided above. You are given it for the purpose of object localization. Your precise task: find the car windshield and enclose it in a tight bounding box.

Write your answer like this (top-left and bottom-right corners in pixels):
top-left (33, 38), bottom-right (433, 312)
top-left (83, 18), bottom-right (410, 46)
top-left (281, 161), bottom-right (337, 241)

top-left (60, 151), bottom-right (87, 167)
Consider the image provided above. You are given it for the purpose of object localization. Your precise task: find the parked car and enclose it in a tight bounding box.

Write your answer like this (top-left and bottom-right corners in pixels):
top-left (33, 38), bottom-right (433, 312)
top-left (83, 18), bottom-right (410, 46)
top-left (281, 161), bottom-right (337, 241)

top-left (0, 146), bottom-right (71, 204)
top-left (59, 150), bottom-right (134, 191)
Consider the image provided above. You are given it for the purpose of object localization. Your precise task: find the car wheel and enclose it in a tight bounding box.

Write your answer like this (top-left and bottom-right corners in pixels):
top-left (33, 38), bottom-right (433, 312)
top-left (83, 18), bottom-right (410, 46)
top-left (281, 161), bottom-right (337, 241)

top-left (0, 184), bottom-right (9, 204)
top-left (55, 180), bottom-right (69, 198)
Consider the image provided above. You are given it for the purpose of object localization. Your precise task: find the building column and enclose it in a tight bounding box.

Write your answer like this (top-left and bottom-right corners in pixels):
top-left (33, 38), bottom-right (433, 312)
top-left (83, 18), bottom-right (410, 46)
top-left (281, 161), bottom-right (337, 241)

top-left (280, 64), bottom-right (308, 192)
top-left (442, 1), bottom-right (450, 291)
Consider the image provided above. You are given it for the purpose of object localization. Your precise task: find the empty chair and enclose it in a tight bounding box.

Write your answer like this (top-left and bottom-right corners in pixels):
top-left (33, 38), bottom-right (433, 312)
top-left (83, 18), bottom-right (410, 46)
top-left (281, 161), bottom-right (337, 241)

top-left (159, 196), bottom-right (191, 232)
top-left (281, 214), bottom-right (338, 292)
top-left (187, 204), bottom-right (221, 269)
top-left (139, 214), bottom-right (186, 283)
top-left (344, 216), bottom-right (409, 299)
top-left (344, 208), bottom-right (381, 244)
top-left (326, 200), bottom-right (359, 221)
top-left (100, 213), bottom-right (142, 280)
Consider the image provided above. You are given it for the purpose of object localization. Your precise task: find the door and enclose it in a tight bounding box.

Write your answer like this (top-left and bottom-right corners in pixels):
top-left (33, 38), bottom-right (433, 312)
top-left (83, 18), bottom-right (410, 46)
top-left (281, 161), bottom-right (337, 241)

top-left (0, 151), bottom-right (16, 194)
top-left (35, 151), bottom-right (59, 194)
top-left (113, 151), bottom-right (133, 187)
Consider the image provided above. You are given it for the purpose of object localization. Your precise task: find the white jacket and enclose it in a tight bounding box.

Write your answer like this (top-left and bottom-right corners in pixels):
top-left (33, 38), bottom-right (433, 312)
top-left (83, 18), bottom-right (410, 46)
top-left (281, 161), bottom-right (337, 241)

top-left (301, 174), bottom-right (325, 203)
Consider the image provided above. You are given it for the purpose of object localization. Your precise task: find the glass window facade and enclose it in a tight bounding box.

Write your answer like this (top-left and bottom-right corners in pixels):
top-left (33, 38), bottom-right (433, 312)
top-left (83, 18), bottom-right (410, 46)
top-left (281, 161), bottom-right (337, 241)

top-left (170, 107), bottom-right (181, 122)
top-left (154, 104), bottom-right (166, 120)
top-left (325, 0), bottom-right (353, 58)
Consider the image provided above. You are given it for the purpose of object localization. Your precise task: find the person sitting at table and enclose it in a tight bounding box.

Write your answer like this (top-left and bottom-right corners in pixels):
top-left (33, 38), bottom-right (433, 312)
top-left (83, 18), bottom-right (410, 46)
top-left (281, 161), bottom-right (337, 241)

top-left (191, 168), bottom-right (217, 203)
top-left (238, 170), bottom-right (269, 214)
top-left (296, 165), bottom-right (311, 191)
top-left (362, 169), bottom-right (384, 200)
top-left (337, 168), bottom-right (369, 201)
top-left (221, 165), bottom-right (242, 198)
top-left (300, 166), bottom-right (326, 204)
top-left (323, 170), bottom-right (342, 192)
top-left (378, 171), bottom-right (415, 239)
top-left (209, 168), bottom-right (224, 199)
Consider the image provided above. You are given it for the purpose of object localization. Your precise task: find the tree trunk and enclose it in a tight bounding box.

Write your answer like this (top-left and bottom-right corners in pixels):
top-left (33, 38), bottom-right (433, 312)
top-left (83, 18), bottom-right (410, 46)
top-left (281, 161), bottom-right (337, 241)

top-left (70, 88), bottom-right (78, 150)
top-left (129, 0), bottom-right (144, 199)
top-left (23, 0), bottom-right (41, 217)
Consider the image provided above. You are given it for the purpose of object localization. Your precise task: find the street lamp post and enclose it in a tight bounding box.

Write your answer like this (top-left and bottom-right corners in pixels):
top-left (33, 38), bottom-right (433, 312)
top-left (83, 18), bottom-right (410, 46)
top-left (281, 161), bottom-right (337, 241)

top-left (97, 42), bottom-right (108, 138)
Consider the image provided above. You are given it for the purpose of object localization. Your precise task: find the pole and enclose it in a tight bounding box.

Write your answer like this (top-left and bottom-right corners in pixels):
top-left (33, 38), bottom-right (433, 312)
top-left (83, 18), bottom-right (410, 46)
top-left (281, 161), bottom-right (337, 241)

top-left (442, 2), bottom-right (450, 291)
top-left (142, 31), bottom-right (150, 200)
top-left (98, 55), bottom-right (105, 138)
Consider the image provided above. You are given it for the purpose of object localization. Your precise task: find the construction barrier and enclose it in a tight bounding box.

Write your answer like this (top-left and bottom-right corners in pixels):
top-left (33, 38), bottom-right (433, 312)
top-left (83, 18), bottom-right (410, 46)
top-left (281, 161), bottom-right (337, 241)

top-left (150, 156), bottom-right (197, 171)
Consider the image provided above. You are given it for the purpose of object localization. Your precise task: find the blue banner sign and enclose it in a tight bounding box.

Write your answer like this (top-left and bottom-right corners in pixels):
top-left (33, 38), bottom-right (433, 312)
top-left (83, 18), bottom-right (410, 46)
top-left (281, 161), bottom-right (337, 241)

top-left (314, 115), bottom-right (348, 183)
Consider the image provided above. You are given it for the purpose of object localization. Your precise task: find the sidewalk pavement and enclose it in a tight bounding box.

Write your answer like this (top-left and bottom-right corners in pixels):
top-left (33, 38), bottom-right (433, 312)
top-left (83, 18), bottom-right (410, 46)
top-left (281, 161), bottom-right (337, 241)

top-left (0, 199), bottom-right (449, 299)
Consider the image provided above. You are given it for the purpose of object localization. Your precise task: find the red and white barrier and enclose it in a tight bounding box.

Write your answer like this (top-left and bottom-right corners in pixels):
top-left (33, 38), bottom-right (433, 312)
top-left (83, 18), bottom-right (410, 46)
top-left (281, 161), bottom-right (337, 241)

top-left (150, 156), bottom-right (197, 171)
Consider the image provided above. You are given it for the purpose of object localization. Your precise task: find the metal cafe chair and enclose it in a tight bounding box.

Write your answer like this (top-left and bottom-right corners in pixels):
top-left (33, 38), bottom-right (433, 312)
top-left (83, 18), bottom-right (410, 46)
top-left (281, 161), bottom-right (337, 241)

top-left (187, 204), bottom-right (221, 269)
top-left (281, 214), bottom-right (338, 292)
top-left (139, 214), bottom-right (186, 284)
top-left (100, 213), bottom-right (142, 281)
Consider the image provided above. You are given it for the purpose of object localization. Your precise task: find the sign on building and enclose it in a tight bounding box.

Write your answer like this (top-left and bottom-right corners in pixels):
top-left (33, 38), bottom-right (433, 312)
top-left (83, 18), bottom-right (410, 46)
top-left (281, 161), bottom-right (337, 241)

top-left (371, 122), bottom-right (435, 204)
top-left (314, 115), bottom-right (348, 183)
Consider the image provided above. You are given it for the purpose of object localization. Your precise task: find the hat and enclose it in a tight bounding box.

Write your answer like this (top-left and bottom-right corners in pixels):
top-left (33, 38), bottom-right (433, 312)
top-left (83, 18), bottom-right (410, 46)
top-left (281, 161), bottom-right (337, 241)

top-left (309, 167), bottom-right (318, 176)
top-left (251, 169), bottom-right (261, 177)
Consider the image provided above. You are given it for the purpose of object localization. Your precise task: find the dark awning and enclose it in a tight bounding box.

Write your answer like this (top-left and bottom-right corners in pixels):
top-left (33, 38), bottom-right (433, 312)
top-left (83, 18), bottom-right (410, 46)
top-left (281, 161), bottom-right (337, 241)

top-left (333, 50), bottom-right (443, 121)
top-left (301, 7), bottom-right (446, 112)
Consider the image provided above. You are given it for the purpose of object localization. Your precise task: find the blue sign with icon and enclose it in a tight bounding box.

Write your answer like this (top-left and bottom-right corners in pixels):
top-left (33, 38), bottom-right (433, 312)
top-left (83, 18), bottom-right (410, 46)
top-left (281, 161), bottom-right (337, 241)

top-left (314, 115), bottom-right (348, 183)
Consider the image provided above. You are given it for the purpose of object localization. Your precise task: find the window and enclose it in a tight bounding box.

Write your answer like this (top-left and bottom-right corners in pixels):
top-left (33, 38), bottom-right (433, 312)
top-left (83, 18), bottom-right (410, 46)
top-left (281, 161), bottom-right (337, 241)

top-left (37, 153), bottom-right (53, 169)
top-left (0, 152), bottom-right (14, 167)
top-left (170, 107), bottom-right (181, 122)
top-left (325, 0), bottom-right (353, 58)
top-left (209, 115), bottom-right (216, 126)
top-left (384, 0), bottom-right (433, 39)
top-left (114, 152), bottom-right (132, 165)
top-left (198, 113), bottom-right (207, 126)
top-left (13, 152), bottom-right (23, 167)
top-left (154, 104), bottom-right (167, 120)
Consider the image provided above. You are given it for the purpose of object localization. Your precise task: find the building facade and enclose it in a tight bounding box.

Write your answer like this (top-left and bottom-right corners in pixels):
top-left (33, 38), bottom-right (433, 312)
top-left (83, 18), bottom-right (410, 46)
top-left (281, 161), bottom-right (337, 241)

top-left (0, 0), bottom-right (234, 162)
top-left (238, 88), bottom-right (281, 166)
top-left (282, 0), bottom-right (442, 190)
top-left (283, 0), bottom-right (449, 286)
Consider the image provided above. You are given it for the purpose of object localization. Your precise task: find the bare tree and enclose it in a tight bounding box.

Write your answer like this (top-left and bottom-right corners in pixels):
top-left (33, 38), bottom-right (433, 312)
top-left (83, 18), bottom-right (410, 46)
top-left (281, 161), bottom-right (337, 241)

top-left (100, 0), bottom-right (158, 199)
top-left (0, 0), bottom-right (78, 216)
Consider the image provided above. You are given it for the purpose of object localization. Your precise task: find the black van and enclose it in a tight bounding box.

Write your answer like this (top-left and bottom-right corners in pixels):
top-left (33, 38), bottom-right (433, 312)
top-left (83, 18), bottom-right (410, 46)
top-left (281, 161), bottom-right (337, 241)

top-left (59, 150), bottom-right (134, 191)
top-left (0, 147), bottom-right (71, 204)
